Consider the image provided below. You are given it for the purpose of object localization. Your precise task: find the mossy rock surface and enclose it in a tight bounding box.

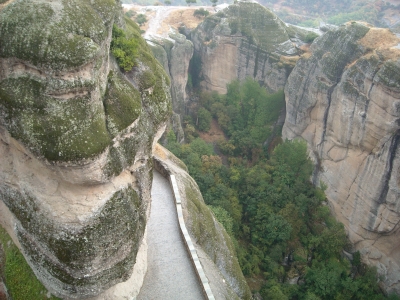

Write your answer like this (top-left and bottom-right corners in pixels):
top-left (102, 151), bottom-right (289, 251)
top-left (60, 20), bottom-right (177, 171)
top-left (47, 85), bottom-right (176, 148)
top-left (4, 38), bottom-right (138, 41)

top-left (104, 71), bottom-right (142, 135)
top-left (310, 23), bottom-right (370, 83)
top-left (0, 76), bottom-right (111, 161)
top-left (102, 17), bottom-right (171, 177)
top-left (0, 0), bottom-right (118, 70)
top-left (124, 17), bottom-right (171, 89)
top-left (0, 185), bottom-right (144, 297)
top-left (200, 2), bottom-right (292, 53)
top-left (0, 1), bottom-right (172, 299)
top-left (0, 2), bottom-right (171, 164)
top-left (377, 60), bottom-right (400, 89)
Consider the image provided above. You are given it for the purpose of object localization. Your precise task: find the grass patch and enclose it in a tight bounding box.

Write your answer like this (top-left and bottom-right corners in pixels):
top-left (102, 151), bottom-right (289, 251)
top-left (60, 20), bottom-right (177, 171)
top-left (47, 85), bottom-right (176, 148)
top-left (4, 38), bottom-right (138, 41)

top-left (0, 226), bottom-right (60, 300)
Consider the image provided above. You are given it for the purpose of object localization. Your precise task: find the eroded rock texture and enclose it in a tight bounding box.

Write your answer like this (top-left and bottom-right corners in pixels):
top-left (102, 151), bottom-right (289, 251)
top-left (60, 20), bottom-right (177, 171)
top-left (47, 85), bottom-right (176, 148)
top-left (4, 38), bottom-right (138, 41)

top-left (0, 0), bottom-right (171, 298)
top-left (283, 22), bottom-right (400, 293)
top-left (149, 32), bottom-right (194, 142)
top-left (191, 2), bottom-right (314, 93)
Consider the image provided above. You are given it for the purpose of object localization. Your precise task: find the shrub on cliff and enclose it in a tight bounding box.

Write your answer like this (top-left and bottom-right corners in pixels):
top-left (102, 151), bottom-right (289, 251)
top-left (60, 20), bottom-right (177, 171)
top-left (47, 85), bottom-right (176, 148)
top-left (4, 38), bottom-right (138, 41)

top-left (111, 25), bottom-right (138, 71)
top-left (136, 14), bottom-right (147, 25)
top-left (193, 8), bottom-right (209, 18)
top-left (304, 32), bottom-right (319, 43)
top-left (197, 107), bottom-right (212, 132)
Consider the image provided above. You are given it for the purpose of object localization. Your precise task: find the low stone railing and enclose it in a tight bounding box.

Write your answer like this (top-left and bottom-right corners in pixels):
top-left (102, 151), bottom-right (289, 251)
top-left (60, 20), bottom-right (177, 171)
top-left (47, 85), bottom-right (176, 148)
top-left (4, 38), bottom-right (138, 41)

top-left (154, 160), bottom-right (215, 300)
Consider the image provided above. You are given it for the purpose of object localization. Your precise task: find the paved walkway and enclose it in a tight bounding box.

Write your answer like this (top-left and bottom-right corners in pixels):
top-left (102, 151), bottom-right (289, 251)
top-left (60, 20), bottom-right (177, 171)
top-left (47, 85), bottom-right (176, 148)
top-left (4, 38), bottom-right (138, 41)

top-left (137, 171), bottom-right (204, 300)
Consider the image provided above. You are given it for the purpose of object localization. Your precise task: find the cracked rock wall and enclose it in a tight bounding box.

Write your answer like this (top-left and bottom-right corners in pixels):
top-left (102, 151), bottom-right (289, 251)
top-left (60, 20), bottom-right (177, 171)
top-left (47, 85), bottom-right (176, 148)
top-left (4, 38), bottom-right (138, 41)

top-left (283, 22), bottom-right (400, 294)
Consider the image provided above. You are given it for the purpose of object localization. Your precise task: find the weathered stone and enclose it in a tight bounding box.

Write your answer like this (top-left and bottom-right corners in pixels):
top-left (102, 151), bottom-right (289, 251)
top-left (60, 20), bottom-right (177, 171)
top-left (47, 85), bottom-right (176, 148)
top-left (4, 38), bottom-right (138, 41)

top-left (283, 23), bottom-right (400, 294)
top-left (149, 32), bottom-right (193, 142)
top-left (0, 1), bottom-right (171, 299)
top-left (190, 2), bottom-right (315, 93)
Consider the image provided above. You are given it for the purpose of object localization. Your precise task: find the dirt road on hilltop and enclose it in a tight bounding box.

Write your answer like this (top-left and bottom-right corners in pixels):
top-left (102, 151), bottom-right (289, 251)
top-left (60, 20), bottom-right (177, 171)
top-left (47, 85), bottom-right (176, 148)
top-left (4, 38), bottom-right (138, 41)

top-left (122, 5), bottom-right (215, 38)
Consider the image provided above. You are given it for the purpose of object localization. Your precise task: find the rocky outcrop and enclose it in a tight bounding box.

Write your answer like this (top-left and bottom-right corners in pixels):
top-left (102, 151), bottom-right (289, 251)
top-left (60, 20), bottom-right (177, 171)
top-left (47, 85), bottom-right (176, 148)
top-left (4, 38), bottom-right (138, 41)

top-left (282, 22), bottom-right (400, 293)
top-left (191, 1), bottom-right (314, 93)
top-left (149, 32), bottom-right (194, 142)
top-left (153, 144), bottom-right (251, 300)
top-left (0, 1), bottom-right (171, 299)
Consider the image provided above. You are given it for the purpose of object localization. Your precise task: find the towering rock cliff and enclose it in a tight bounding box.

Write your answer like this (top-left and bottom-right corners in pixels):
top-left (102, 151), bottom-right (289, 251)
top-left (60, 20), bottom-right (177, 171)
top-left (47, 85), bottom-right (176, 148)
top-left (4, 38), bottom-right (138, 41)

top-left (191, 1), bottom-right (314, 93)
top-left (283, 22), bottom-right (400, 293)
top-left (149, 32), bottom-right (194, 142)
top-left (0, 0), bottom-right (171, 298)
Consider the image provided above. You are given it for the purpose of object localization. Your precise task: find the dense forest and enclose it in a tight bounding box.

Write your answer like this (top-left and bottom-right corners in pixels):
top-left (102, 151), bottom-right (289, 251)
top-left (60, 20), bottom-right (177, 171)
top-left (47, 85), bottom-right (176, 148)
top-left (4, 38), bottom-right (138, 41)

top-left (165, 78), bottom-right (400, 299)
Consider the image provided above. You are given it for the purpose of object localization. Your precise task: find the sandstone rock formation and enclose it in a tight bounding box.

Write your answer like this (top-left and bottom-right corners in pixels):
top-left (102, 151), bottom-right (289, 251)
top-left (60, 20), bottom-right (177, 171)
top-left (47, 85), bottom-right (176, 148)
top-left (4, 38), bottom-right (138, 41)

top-left (0, 0), bottom-right (171, 298)
top-left (149, 32), bottom-right (194, 142)
top-left (282, 22), bottom-right (400, 293)
top-left (190, 1), bottom-right (314, 93)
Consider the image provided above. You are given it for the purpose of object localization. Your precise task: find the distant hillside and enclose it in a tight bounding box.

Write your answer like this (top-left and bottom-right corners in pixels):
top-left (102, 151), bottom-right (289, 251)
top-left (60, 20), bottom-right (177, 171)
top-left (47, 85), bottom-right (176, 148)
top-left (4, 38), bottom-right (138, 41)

top-left (260, 0), bottom-right (400, 31)
top-left (122, 0), bottom-right (400, 31)
top-left (122, 0), bottom-right (233, 6)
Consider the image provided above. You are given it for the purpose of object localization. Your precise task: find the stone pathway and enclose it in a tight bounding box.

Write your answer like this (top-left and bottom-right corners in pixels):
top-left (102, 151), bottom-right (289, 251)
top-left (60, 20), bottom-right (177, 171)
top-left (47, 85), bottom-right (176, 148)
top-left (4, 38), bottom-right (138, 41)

top-left (137, 171), bottom-right (204, 300)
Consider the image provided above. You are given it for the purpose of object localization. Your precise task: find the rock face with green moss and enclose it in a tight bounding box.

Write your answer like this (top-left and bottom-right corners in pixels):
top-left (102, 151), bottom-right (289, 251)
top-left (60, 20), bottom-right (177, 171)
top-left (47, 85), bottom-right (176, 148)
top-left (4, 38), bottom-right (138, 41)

top-left (153, 144), bottom-right (251, 300)
top-left (149, 33), bottom-right (194, 142)
top-left (282, 22), bottom-right (400, 294)
top-left (190, 1), bottom-right (314, 93)
top-left (0, 0), bottom-right (171, 299)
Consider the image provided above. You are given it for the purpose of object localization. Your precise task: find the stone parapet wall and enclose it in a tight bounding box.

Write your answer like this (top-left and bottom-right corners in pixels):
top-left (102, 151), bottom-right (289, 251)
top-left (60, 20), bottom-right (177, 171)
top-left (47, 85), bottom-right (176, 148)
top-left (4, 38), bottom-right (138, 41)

top-left (153, 159), bottom-right (215, 300)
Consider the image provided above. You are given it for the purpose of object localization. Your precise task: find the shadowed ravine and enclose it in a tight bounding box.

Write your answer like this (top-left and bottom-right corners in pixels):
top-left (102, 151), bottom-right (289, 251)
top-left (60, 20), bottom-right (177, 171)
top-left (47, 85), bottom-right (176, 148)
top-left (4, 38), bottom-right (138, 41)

top-left (137, 171), bottom-right (204, 300)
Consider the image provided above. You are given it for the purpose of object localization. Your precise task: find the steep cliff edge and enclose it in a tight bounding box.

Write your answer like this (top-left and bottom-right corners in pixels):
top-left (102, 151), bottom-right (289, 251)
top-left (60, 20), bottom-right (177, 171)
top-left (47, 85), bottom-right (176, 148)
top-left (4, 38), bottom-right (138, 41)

top-left (0, 0), bottom-right (171, 299)
top-left (149, 32), bottom-right (194, 142)
top-left (282, 22), bottom-right (400, 293)
top-left (191, 1), bottom-right (315, 93)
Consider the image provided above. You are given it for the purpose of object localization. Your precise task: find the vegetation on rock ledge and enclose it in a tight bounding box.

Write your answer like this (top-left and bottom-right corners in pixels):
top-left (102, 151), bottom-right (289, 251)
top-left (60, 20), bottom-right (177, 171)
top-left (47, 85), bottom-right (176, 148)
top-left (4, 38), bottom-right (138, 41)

top-left (111, 24), bottom-right (139, 71)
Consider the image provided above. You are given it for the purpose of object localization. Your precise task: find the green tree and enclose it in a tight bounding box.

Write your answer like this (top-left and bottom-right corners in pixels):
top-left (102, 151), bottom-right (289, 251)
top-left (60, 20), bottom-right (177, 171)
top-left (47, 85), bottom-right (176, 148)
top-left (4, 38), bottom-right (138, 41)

top-left (189, 138), bottom-right (213, 156)
top-left (125, 10), bottom-right (136, 18)
top-left (305, 32), bottom-right (319, 43)
top-left (305, 259), bottom-right (346, 299)
top-left (136, 14), bottom-right (147, 26)
top-left (193, 8), bottom-right (209, 18)
top-left (165, 130), bottom-right (181, 157)
top-left (272, 139), bottom-right (313, 183)
top-left (111, 25), bottom-right (138, 71)
top-left (253, 210), bottom-right (292, 248)
top-left (197, 107), bottom-right (212, 132)
top-left (210, 206), bottom-right (233, 236)
top-left (309, 221), bottom-right (347, 260)
top-left (261, 285), bottom-right (288, 300)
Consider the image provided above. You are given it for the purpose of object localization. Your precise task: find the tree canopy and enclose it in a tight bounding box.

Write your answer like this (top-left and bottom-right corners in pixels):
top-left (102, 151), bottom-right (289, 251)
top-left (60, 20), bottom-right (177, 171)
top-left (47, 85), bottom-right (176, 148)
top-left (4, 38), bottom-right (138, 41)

top-left (165, 78), bottom-right (399, 300)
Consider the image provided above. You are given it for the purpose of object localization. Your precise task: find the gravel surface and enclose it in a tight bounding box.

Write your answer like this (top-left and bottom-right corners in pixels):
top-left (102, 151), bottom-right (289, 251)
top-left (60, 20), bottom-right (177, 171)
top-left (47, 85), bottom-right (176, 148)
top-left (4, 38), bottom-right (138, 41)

top-left (137, 171), bottom-right (204, 300)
